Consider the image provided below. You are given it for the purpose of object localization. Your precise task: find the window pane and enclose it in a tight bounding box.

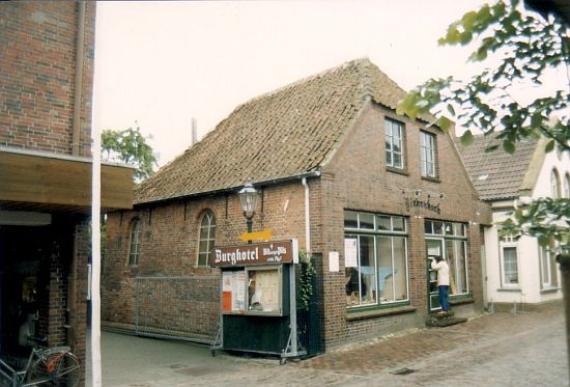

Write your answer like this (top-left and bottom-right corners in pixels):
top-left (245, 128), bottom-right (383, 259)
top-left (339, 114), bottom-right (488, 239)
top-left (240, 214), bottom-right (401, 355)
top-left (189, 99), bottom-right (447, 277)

top-left (503, 247), bottom-right (518, 284)
top-left (550, 249), bottom-right (558, 287)
top-left (541, 246), bottom-right (550, 285)
top-left (456, 240), bottom-right (468, 293)
top-left (360, 213), bottom-right (374, 229)
top-left (385, 149), bottom-right (393, 166)
top-left (393, 153), bottom-right (402, 168)
top-left (198, 211), bottom-right (215, 266)
top-left (453, 223), bottom-right (464, 236)
top-left (359, 236), bottom-right (376, 305)
top-left (393, 237), bottom-right (407, 301)
top-left (446, 240), bottom-right (458, 295)
top-left (344, 211), bottom-right (358, 228)
top-left (377, 236), bottom-right (394, 302)
top-left (444, 222), bottom-right (453, 235)
top-left (424, 221), bottom-right (433, 234)
top-left (392, 217), bottom-right (405, 232)
top-left (377, 215), bottom-right (391, 230)
top-left (433, 221), bottom-right (443, 234)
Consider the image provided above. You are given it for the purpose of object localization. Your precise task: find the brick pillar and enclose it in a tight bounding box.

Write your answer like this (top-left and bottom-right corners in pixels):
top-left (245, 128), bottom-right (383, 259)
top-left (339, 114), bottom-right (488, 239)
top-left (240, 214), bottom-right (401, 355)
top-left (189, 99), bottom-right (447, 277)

top-left (68, 219), bottom-right (89, 386)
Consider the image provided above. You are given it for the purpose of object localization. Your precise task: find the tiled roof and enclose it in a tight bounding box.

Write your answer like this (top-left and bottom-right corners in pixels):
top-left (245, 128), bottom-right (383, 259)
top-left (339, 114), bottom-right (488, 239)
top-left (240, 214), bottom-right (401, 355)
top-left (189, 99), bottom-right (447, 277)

top-left (135, 58), bottom-right (422, 204)
top-left (457, 134), bottom-right (541, 201)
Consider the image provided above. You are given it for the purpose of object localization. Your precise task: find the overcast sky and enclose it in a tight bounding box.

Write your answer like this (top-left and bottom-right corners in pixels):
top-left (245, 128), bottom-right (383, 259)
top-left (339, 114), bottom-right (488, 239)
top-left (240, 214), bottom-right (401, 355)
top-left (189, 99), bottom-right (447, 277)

top-left (92, 0), bottom-right (513, 166)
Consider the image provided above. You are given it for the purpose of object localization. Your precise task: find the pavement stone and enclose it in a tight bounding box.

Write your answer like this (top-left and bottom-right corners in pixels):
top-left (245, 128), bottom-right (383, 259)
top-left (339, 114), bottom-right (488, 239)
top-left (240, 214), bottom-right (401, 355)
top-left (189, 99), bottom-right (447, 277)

top-left (91, 303), bottom-right (568, 386)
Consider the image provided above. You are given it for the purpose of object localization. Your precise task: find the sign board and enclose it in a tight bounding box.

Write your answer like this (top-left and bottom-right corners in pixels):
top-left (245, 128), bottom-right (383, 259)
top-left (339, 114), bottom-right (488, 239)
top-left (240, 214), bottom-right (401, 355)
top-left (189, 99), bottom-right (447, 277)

top-left (239, 229), bottom-right (272, 242)
top-left (344, 238), bottom-right (358, 268)
top-left (213, 240), bottom-right (297, 268)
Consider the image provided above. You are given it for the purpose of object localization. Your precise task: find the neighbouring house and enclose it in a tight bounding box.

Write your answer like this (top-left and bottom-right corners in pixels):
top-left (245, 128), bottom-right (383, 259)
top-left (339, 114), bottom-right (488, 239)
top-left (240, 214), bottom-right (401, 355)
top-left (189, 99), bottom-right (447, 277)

top-left (0, 2), bottom-right (133, 384)
top-left (459, 135), bottom-right (568, 309)
top-left (102, 58), bottom-right (490, 350)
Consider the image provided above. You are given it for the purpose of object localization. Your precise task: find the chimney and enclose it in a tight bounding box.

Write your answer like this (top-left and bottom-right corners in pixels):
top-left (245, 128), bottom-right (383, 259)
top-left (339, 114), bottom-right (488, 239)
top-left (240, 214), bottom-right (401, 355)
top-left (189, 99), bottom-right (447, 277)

top-left (191, 117), bottom-right (198, 146)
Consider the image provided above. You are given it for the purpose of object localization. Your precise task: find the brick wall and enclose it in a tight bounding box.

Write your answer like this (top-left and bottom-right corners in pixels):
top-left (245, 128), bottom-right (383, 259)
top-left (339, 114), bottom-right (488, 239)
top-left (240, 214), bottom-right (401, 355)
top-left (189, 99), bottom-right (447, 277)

top-left (0, 1), bottom-right (95, 156)
top-left (103, 182), bottom-right (312, 339)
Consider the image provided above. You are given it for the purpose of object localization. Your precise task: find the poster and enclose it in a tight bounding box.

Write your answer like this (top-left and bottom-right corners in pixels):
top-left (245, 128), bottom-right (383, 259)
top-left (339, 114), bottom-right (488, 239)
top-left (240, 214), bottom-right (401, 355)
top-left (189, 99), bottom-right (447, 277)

top-left (221, 270), bottom-right (246, 313)
top-left (344, 238), bottom-right (358, 268)
top-left (253, 270), bottom-right (279, 312)
top-left (329, 251), bottom-right (339, 272)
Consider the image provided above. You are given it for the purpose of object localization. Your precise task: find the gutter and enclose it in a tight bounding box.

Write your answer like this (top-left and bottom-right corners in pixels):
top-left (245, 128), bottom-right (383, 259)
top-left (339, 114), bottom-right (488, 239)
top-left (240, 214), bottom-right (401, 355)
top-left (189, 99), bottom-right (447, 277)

top-left (134, 170), bottom-right (321, 207)
top-left (72, 1), bottom-right (86, 156)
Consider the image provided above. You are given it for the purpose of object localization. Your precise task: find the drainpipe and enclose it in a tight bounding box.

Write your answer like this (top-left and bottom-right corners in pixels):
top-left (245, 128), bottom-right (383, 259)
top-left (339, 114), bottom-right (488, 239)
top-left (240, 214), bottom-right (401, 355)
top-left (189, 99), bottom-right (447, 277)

top-left (72, 1), bottom-right (86, 156)
top-left (302, 177), bottom-right (311, 254)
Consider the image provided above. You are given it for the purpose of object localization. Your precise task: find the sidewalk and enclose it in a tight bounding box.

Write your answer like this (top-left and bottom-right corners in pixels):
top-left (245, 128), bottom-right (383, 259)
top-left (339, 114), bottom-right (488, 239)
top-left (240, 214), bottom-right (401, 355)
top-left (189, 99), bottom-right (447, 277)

top-left (88, 303), bottom-right (568, 386)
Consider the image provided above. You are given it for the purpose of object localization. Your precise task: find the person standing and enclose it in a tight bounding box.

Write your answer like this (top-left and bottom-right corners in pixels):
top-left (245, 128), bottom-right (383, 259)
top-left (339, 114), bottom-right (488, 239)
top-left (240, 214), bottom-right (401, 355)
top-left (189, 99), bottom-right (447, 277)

top-left (430, 256), bottom-right (450, 314)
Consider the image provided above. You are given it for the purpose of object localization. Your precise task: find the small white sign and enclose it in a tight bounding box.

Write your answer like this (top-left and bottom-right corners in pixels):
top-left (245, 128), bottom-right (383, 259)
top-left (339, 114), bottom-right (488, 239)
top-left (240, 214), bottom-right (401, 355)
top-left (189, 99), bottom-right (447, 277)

top-left (328, 251), bottom-right (339, 272)
top-left (344, 238), bottom-right (358, 268)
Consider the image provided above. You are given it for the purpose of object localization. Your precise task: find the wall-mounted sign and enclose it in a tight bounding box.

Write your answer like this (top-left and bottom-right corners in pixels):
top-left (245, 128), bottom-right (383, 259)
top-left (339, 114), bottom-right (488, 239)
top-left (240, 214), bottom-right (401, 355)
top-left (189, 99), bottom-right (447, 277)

top-left (239, 229), bottom-right (273, 242)
top-left (213, 240), bottom-right (297, 268)
top-left (404, 197), bottom-right (441, 214)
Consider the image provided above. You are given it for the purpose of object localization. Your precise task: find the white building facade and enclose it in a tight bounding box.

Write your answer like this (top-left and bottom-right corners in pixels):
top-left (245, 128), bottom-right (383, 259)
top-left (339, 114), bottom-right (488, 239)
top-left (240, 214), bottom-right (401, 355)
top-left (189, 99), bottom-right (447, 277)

top-left (461, 137), bottom-right (569, 307)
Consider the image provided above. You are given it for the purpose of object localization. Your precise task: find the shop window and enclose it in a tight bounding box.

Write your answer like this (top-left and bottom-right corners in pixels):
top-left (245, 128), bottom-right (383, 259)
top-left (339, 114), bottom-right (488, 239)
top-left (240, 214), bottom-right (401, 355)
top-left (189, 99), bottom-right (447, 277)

top-left (247, 268), bottom-right (281, 313)
top-left (197, 210), bottom-right (216, 267)
top-left (128, 218), bottom-right (141, 266)
top-left (540, 243), bottom-right (558, 289)
top-left (425, 220), bottom-right (469, 296)
top-left (501, 246), bottom-right (519, 286)
top-left (385, 118), bottom-right (405, 170)
top-left (564, 173), bottom-right (570, 198)
top-left (551, 169), bottom-right (561, 198)
top-left (420, 131), bottom-right (437, 178)
top-left (344, 211), bottom-right (409, 308)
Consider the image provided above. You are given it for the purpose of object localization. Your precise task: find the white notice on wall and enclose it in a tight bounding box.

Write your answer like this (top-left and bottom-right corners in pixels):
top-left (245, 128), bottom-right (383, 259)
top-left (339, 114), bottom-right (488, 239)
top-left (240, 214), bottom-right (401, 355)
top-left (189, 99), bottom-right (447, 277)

top-left (233, 271), bottom-right (246, 311)
top-left (328, 251), bottom-right (339, 272)
top-left (344, 238), bottom-right (358, 268)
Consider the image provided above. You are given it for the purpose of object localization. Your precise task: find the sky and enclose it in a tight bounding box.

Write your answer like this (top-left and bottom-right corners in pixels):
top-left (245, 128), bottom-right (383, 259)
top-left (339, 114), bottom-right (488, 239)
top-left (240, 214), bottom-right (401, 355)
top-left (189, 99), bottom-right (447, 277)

top-left (92, 0), bottom-right (528, 167)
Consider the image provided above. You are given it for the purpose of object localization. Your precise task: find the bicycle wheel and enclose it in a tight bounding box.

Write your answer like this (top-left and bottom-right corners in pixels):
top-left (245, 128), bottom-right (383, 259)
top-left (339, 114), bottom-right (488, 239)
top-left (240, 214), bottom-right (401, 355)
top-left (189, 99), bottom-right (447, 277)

top-left (27, 351), bottom-right (80, 387)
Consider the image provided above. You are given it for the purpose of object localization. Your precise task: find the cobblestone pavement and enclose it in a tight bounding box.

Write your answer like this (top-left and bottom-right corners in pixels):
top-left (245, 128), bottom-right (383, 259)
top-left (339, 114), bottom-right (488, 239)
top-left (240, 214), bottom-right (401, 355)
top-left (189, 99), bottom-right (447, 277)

top-left (95, 304), bottom-right (568, 387)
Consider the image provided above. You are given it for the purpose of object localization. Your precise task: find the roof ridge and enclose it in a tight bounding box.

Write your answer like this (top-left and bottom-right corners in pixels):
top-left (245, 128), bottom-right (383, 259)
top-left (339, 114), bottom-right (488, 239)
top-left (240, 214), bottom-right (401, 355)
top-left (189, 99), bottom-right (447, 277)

top-left (230, 58), bottom-right (374, 114)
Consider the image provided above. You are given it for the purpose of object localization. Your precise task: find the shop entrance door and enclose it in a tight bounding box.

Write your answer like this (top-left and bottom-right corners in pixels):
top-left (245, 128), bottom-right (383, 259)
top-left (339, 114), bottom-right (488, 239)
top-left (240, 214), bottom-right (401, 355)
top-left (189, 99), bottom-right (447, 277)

top-left (426, 238), bottom-right (444, 312)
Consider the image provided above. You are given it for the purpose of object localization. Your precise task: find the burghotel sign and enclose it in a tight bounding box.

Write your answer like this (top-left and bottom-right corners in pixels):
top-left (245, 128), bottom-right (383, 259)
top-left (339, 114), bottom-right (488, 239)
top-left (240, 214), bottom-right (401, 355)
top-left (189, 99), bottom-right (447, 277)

top-left (213, 240), bottom-right (297, 268)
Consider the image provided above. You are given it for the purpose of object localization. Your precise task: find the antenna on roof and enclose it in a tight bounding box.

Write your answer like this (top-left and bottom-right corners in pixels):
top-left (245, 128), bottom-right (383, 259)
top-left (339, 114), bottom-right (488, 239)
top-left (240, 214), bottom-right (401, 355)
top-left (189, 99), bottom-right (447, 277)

top-left (191, 117), bottom-right (198, 146)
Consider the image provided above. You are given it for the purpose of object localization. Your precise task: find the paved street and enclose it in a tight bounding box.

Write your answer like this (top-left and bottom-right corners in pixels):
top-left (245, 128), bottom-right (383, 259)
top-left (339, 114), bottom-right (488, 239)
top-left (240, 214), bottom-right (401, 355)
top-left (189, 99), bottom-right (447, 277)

top-left (89, 303), bottom-right (568, 386)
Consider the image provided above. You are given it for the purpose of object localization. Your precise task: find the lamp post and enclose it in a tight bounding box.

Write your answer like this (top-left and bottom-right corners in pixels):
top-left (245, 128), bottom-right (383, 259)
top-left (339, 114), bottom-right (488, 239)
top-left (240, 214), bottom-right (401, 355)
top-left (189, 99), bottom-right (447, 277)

top-left (238, 183), bottom-right (258, 241)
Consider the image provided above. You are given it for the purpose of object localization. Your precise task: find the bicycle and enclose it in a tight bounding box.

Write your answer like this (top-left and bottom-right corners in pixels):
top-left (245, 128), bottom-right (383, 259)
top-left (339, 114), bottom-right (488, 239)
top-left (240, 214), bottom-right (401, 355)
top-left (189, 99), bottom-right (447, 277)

top-left (0, 345), bottom-right (80, 387)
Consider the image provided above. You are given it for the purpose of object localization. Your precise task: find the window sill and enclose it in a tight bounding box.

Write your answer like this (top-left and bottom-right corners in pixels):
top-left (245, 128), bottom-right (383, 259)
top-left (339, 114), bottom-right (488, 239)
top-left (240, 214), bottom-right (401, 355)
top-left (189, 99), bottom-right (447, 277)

top-left (346, 304), bottom-right (416, 321)
top-left (386, 166), bottom-right (409, 176)
top-left (541, 287), bottom-right (560, 294)
top-left (497, 287), bottom-right (521, 292)
top-left (421, 176), bottom-right (440, 183)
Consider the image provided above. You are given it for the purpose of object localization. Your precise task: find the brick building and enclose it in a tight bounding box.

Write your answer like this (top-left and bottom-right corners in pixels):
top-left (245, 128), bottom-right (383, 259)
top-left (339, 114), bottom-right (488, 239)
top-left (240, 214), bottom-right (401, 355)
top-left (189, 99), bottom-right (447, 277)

top-left (103, 59), bottom-right (490, 349)
top-left (0, 2), bottom-right (132, 383)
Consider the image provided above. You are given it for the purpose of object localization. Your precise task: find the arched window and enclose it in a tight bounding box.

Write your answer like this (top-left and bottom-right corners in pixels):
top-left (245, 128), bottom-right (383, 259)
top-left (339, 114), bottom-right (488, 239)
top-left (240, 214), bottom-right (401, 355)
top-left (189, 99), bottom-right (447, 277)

top-left (551, 169), bottom-right (561, 198)
top-left (564, 173), bottom-right (570, 198)
top-left (197, 210), bottom-right (216, 267)
top-left (128, 218), bottom-right (142, 266)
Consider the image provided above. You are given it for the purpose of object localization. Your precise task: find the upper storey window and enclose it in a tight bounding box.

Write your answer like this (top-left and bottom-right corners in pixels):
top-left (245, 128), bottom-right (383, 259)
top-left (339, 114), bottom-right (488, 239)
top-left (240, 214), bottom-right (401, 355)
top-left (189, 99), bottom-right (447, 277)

top-left (197, 210), bottom-right (216, 267)
top-left (551, 169), bottom-right (561, 198)
top-left (384, 118), bottom-right (405, 170)
top-left (420, 131), bottom-right (437, 178)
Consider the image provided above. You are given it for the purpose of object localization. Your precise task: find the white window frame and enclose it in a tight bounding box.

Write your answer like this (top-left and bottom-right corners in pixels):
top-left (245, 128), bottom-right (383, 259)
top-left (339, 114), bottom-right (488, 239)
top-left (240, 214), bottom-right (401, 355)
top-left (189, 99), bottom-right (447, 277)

top-left (500, 243), bottom-right (520, 289)
top-left (344, 211), bottom-right (409, 308)
top-left (425, 220), bottom-right (470, 296)
top-left (384, 118), bottom-right (405, 170)
top-left (420, 131), bottom-right (437, 178)
top-left (197, 210), bottom-right (216, 267)
top-left (551, 169), bottom-right (561, 198)
top-left (540, 244), bottom-right (559, 289)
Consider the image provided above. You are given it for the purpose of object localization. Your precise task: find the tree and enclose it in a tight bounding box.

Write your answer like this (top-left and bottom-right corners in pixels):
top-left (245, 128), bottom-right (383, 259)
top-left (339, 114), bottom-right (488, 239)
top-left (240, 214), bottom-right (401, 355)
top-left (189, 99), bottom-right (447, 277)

top-left (397, 0), bottom-right (570, 248)
top-left (101, 123), bottom-right (157, 182)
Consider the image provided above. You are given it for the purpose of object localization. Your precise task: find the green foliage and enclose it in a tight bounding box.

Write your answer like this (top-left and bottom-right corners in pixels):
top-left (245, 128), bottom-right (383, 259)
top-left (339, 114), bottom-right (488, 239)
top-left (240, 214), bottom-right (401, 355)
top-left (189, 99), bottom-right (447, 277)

top-left (102, 123), bottom-right (157, 182)
top-left (297, 251), bottom-right (317, 312)
top-left (398, 0), bottom-right (570, 249)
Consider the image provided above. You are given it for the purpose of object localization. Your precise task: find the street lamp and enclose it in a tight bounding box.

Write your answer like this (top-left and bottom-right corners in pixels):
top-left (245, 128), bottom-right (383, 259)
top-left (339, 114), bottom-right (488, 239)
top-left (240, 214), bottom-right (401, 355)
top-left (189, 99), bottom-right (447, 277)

top-left (238, 183), bottom-right (258, 234)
